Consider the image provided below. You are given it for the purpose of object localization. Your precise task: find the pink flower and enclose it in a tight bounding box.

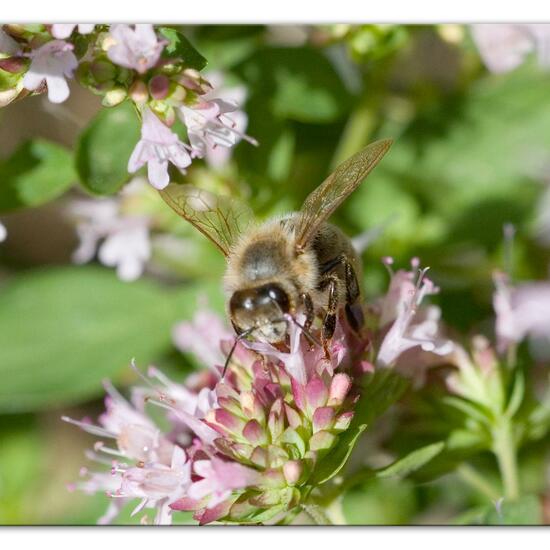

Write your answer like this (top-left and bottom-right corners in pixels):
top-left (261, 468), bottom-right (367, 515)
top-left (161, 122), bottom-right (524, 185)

top-left (65, 309), bottom-right (362, 525)
top-left (51, 24), bottom-right (95, 39)
top-left (493, 272), bottom-right (550, 354)
top-left (377, 260), bottom-right (454, 368)
top-left (63, 379), bottom-right (174, 464)
top-left (188, 457), bottom-right (260, 508)
top-left (107, 24), bottom-right (164, 74)
top-left (117, 446), bottom-right (192, 525)
top-left (128, 108), bottom-right (192, 189)
top-left (23, 39), bottom-right (77, 103)
top-left (134, 366), bottom-right (219, 446)
top-left (173, 309), bottom-right (234, 370)
top-left (179, 75), bottom-right (257, 162)
top-left (245, 313), bottom-right (308, 384)
top-left (471, 24), bottom-right (550, 73)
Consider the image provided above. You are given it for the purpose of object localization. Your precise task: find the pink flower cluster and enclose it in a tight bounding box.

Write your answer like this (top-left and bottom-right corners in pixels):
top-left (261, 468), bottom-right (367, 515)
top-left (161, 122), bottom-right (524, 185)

top-left (0, 24), bottom-right (256, 189)
top-left (64, 260), bottom-right (458, 525)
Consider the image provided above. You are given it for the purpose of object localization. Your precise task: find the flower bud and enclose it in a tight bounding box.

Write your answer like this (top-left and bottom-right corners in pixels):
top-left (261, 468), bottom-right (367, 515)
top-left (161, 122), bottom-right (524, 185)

top-left (283, 460), bottom-right (303, 485)
top-left (91, 60), bottom-right (117, 83)
top-left (242, 419), bottom-right (266, 445)
top-left (168, 83), bottom-right (187, 102)
top-left (3, 24), bottom-right (26, 38)
top-left (333, 411), bottom-right (354, 432)
top-left (102, 87), bottom-right (127, 107)
top-left (149, 74), bottom-right (170, 100)
top-left (305, 377), bottom-right (328, 412)
top-left (309, 430), bottom-right (337, 452)
top-left (312, 406), bottom-right (335, 432)
top-left (328, 373), bottom-right (351, 406)
top-left (0, 57), bottom-right (27, 74)
top-left (129, 80), bottom-right (148, 104)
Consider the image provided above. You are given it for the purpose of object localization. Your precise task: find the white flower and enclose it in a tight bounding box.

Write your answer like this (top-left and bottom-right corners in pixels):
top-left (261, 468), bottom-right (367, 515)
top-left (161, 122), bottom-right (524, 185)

top-left (471, 24), bottom-right (550, 73)
top-left (23, 39), bottom-right (77, 103)
top-left (107, 24), bottom-right (164, 74)
top-left (179, 72), bottom-right (257, 166)
top-left (51, 24), bottom-right (95, 39)
top-left (67, 179), bottom-right (153, 281)
top-left (0, 221), bottom-right (6, 243)
top-left (128, 108), bottom-right (192, 190)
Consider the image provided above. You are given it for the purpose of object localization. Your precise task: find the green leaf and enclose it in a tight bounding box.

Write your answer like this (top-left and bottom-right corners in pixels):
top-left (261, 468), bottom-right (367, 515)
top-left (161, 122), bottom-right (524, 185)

top-left (0, 266), bottom-right (216, 412)
top-left (238, 47), bottom-right (352, 124)
top-left (309, 424), bottom-right (367, 485)
top-left (310, 369), bottom-right (408, 485)
top-left (158, 27), bottom-right (207, 71)
top-left (0, 140), bottom-right (76, 213)
top-left (373, 65), bottom-right (550, 250)
top-left (0, 416), bottom-right (42, 524)
top-left (480, 495), bottom-right (542, 525)
top-left (355, 369), bottom-right (410, 426)
top-left (505, 370), bottom-right (525, 419)
top-left (442, 395), bottom-right (492, 426)
top-left (376, 441), bottom-right (445, 479)
top-left (342, 477), bottom-right (417, 525)
top-left (75, 101), bottom-right (140, 195)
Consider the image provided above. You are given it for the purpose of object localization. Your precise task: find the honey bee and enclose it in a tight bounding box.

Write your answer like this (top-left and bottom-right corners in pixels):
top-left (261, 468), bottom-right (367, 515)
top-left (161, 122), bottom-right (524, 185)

top-left (159, 139), bottom-right (392, 372)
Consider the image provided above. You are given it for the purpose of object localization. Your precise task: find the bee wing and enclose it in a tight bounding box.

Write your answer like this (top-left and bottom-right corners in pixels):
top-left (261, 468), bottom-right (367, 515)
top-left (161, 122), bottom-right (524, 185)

top-left (159, 183), bottom-right (254, 257)
top-left (294, 139), bottom-right (393, 252)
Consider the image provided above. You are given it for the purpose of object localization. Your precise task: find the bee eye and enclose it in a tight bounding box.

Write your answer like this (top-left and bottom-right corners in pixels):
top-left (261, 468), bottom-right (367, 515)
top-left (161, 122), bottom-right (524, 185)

top-left (265, 284), bottom-right (290, 313)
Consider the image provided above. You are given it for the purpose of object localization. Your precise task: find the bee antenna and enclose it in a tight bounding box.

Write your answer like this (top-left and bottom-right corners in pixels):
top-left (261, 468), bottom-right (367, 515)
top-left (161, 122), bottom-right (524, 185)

top-left (222, 327), bottom-right (254, 379)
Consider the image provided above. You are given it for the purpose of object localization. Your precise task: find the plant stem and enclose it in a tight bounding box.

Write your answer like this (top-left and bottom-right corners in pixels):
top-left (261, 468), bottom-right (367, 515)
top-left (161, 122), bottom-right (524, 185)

top-left (492, 419), bottom-right (520, 500)
top-left (277, 506), bottom-right (302, 525)
top-left (301, 504), bottom-right (332, 525)
top-left (330, 97), bottom-right (378, 169)
top-left (324, 496), bottom-right (347, 525)
top-left (456, 463), bottom-right (500, 502)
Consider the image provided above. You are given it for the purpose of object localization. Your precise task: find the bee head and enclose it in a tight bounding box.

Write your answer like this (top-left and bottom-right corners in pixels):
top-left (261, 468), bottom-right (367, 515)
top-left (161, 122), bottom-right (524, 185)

top-left (229, 282), bottom-right (291, 343)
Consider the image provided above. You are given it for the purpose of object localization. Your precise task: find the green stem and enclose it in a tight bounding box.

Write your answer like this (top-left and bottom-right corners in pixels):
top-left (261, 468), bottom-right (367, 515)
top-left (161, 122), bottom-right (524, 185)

top-left (277, 506), bottom-right (302, 526)
top-left (492, 419), bottom-right (520, 500)
top-left (456, 463), bottom-right (500, 502)
top-left (301, 504), bottom-right (332, 525)
top-left (324, 496), bottom-right (347, 525)
top-left (330, 97), bottom-right (378, 169)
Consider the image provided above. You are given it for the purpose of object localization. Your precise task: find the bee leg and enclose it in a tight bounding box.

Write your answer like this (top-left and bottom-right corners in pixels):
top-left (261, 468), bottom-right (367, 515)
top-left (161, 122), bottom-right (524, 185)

top-left (342, 259), bottom-right (364, 331)
top-left (318, 275), bottom-right (339, 358)
top-left (299, 292), bottom-right (314, 331)
top-left (321, 254), bottom-right (362, 332)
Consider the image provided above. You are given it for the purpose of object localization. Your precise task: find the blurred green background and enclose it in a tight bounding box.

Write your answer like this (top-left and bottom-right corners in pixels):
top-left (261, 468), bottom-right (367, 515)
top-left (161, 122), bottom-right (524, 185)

top-left (1, 24), bottom-right (550, 524)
